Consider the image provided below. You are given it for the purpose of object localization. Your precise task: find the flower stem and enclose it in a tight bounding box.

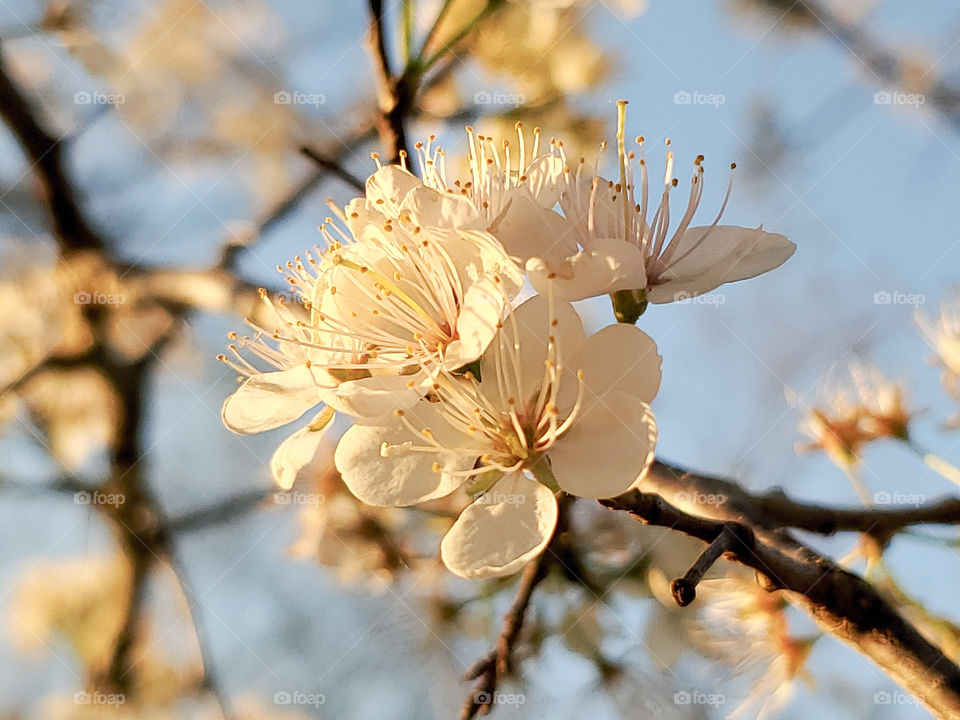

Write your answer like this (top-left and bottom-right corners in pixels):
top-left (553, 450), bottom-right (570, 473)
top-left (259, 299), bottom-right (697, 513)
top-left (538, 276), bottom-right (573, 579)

top-left (906, 439), bottom-right (960, 488)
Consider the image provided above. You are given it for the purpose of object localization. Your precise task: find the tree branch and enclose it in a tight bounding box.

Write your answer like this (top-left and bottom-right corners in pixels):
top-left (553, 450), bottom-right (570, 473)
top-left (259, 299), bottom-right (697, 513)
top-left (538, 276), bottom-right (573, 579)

top-left (603, 461), bottom-right (960, 719)
top-left (367, 0), bottom-right (410, 163)
top-left (0, 40), bottom-right (103, 252)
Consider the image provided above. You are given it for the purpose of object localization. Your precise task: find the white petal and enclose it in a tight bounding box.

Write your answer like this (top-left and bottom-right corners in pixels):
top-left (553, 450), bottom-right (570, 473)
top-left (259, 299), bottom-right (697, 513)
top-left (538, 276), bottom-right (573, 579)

top-left (327, 372), bottom-right (427, 421)
top-left (221, 366), bottom-right (326, 434)
top-left (488, 193), bottom-right (578, 266)
top-left (440, 472), bottom-right (558, 578)
top-left (523, 154), bottom-right (566, 208)
top-left (365, 165), bottom-right (422, 215)
top-left (647, 226), bottom-right (795, 304)
top-left (486, 295), bottom-right (584, 405)
top-left (549, 391), bottom-right (657, 499)
top-left (527, 236), bottom-right (645, 301)
top-left (269, 408), bottom-right (336, 490)
top-left (334, 404), bottom-right (474, 506)
top-left (449, 274), bottom-right (508, 366)
top-left (565, 323), bottom-right (662, 409)
top-left (399, 185), bottom-right (479, 228)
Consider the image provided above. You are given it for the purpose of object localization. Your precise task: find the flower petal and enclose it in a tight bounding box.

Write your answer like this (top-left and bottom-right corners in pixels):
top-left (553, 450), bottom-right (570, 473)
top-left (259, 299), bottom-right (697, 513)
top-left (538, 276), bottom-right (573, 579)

top-left (269, 407), bottom-right (336, 490)
top-left (399, 185), bottom-right (479, 228)
top-left (566, 323), bottom-right (662, 409)
top-left (485, 295), bottom-right (584, 405)
top-left (549, 391), bottom-right (657, 499)
top-left (334, 403), bottom-right (474, 506)
top-left (365, 165), bottom-right (422, 215)
top-left (647, 226), bottom-right (795, 304)
top-left (523, 154), bottom-right (566, 208)
top-left (527, 236), bottom-right (645, 301)
top-left (222, 366), bottom-right (327, 434)
top-left (327, 372), bottom-right (427, 421)
top-left (440, 472), bottom-right (558, 578)
top-left (449, 274), bottom-right (509, 366)
top-left (488, 193), bottom-right (578, 266)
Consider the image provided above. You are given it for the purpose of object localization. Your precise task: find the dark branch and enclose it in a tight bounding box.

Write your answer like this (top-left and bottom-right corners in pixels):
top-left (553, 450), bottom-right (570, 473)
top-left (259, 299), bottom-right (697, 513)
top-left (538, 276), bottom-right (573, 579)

top-left (0, 40), bottom-right (103, 252)
top-left (604, 462), bottom-right (960, 720)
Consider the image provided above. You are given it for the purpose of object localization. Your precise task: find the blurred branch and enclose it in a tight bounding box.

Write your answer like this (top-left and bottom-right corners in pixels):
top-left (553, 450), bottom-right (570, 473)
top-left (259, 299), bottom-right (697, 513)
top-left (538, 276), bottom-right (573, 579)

top-left (459, 496), bottom-right (575, 719)
top-left (368, 0), bottom-right (410, 163)
top-left (604, 460), bottom-right (960, 720)
top-left (460, 547), bottom-right (551, 720)
top-left (793, 0), bottom-right (960, 131)
top-left (298, 146), bottom-right (366, 192)
top-left (0, 40), bottom-right (103, 252)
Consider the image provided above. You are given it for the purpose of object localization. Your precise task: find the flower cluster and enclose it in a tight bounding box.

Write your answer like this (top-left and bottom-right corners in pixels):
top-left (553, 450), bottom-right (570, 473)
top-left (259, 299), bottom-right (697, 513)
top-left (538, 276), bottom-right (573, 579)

top-left (221, 104), bottom-right (793, 578)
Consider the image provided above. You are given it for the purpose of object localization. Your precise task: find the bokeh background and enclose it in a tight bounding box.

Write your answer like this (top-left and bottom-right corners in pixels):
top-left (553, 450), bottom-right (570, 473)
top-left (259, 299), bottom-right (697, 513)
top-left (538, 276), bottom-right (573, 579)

top-left (1, 0), bottom-right (959, 718)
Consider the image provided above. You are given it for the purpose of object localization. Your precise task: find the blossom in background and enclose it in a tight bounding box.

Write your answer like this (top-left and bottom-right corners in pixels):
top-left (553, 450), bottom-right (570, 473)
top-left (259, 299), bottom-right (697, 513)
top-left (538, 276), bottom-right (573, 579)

top-left (334, 295), bottom-right (661, 578)
top-left (220, 190), bottom-right (522, 488)
top-left (692, 574), bottom-right (815, 720)
top-left (796, 362), bottom-right (913, 467)
top-left (518, 101), bottom-right (795, 320)
top-left (917, 291), bottom-right (960, 428)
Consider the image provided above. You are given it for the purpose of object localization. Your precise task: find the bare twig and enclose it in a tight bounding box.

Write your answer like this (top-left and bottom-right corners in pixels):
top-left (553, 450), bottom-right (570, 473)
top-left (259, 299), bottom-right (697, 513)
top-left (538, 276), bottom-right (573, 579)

top-left (298, 146), bottom-right (366, 191)
top-left (670, 524), bottom-right (753, 606)
top-left (460, 554), bottom-right (550, 720)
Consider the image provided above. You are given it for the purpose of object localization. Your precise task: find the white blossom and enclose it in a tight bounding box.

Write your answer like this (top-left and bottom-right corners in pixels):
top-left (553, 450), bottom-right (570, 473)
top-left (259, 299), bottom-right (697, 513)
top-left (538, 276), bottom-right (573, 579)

top-left (334, 295), bottom-right (661, 578)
